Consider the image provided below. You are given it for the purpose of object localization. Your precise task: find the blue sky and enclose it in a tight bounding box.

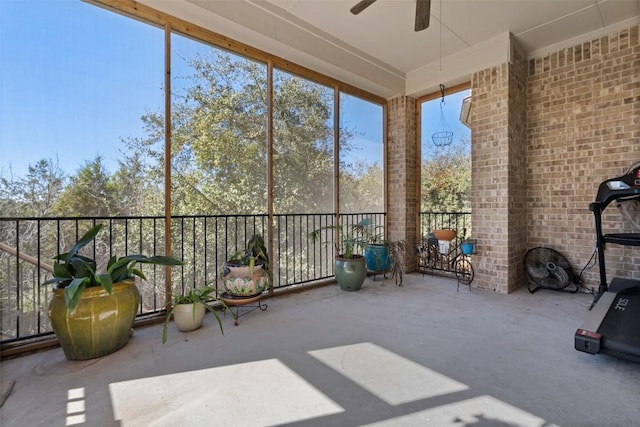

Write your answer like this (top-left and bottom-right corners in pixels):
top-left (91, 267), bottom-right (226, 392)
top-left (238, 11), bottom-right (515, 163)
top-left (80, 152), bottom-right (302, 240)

top-left (0, 0), bottom-right (164, 178)
top-left (1, 1), bottom-right (468, 179)
top-left (421, 90), bottom-right (471, 157)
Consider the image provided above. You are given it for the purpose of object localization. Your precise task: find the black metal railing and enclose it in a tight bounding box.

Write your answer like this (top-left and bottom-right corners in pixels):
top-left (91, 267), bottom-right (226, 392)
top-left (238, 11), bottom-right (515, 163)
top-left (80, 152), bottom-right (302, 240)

top-left (0, 213), bottom-right (385, 344)
top-left (417, 211), bottom-right (472, 275)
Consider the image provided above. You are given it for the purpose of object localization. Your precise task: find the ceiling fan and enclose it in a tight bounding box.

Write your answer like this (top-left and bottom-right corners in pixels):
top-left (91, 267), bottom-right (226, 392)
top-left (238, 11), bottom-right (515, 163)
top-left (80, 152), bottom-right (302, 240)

top-left (350, 0), bottom-right (431, 32)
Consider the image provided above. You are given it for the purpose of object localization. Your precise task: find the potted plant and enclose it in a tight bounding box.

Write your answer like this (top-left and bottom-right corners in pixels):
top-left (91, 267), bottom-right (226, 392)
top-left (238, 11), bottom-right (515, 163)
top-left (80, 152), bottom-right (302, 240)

top-left (162, 286), bottom-right (230, 344)
top-left (222, 234), bottom-right (270, 297)
top-left (359, 219), bottom-right (408, 284)
top-left (309, 220), bottom-right (368, 291)
top-left (43, 223), bottom-right (183, 360)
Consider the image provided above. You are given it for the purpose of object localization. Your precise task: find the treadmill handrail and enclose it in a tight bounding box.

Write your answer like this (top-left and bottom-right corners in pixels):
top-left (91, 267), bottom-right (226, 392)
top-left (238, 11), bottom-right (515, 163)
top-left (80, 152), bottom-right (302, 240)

top-left (603, 233), bottom-right (640, 246)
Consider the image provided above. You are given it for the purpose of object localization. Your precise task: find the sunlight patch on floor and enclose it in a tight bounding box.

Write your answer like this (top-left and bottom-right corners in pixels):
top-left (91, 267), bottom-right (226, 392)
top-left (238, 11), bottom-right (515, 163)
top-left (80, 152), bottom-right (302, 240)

top-left (109, 359), bottom-right (343, 427)
top-left (308, 342), bottom-right (468, 405)
top-left (65, 387), bottom-right (85, 426)
top-left (361, 395), bottom-right (560, 427)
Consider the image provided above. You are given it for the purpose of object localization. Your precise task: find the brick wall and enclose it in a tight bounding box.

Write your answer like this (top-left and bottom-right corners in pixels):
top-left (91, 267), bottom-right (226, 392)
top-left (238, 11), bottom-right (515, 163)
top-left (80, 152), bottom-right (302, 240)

top-left (507, 45), bottom-right (528, 291)
top-left (527, 25), bottom-right (640, 286)
top-left (470, 43), bottom-right (528, 292)
top-left (390, 25), bottom-right (638, 292)
top-left (468, 25), bottom-right (639, 292)
top-left (471, 64), bottom-right (510, 291)
top-left (387, 96), bottom-right (419, 273)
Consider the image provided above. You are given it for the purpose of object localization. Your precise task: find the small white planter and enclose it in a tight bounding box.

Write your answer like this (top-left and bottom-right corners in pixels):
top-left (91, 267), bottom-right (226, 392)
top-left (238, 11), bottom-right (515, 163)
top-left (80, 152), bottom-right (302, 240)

top-left (172, 302), bottom-right (206, 332)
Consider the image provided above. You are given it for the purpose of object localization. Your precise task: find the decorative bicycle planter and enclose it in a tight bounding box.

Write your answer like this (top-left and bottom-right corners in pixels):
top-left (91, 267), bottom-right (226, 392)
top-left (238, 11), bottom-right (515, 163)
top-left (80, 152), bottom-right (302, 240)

top-left (416, 229), bottom-right (475, 291)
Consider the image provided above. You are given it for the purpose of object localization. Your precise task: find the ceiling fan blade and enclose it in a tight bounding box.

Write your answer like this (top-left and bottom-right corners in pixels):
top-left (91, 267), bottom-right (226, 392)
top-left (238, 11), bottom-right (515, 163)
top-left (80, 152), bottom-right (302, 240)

top-left (350, 0), bottom-right (377, 15)
top-left (415, 0), bottom-right (431, 31)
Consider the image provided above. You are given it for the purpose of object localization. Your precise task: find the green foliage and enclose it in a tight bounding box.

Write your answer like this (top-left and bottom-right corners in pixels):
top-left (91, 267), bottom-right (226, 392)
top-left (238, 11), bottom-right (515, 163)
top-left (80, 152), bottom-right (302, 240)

top-left (52, 156), bottom-right (116, 216)
top-left (224, 234), bottom-right (271, 284)
top-left (309, 220), bottom-right (369, 259)
top-left (43, 223), bottom-right (183, 312)
top-left (339, 161), bottom-right (384, 213)
top-left (0, 158), bottom-right (66, 217)
top-left (2, 50), bottom-right (384, 219)
top-left (119, 52), bottom-right (372, 216)
top-left (272, 72), bottom-right (336, 213)
top-left (421, 140), bottom-right (471, 212)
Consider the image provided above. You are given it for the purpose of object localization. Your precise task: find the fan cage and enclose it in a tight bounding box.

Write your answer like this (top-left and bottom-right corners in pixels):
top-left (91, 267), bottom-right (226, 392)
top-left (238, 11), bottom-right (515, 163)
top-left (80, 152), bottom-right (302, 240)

top-left (523, 247), bottom-right (577, 293)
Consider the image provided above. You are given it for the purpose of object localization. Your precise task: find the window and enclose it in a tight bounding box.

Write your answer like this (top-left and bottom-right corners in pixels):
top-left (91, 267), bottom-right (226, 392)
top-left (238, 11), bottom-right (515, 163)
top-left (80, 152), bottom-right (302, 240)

top-left (170, 34), bottom-right (268, 215)
top-left (420, 89), bottom-right (471, 213)
top-left (273, 70), bottom-right (334, 214)
top-left (339, 94), bottom-right (384, 214)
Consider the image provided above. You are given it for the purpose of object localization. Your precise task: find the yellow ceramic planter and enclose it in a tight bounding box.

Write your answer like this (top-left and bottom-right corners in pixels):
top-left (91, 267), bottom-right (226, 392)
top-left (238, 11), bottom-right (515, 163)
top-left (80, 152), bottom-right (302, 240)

top-left (48, 279), bottom-right (140, 360)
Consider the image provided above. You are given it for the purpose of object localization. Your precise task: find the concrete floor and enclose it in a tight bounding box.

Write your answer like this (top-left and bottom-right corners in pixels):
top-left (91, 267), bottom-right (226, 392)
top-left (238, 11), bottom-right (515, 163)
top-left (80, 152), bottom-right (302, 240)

top-left (1, 274), bottom-right (639, 427)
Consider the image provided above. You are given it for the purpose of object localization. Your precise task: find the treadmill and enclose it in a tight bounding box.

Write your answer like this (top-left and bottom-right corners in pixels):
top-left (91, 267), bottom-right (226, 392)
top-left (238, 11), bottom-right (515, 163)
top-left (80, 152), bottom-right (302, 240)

top-left (575, 164), bottom-right (640, 362)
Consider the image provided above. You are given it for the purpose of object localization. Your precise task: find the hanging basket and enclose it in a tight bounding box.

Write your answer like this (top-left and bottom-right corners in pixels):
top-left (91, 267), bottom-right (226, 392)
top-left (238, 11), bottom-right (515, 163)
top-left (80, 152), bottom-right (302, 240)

top-left (432, 131), bottom-right (453, 147)
top-left (431, 84), bottom-right (454, 147)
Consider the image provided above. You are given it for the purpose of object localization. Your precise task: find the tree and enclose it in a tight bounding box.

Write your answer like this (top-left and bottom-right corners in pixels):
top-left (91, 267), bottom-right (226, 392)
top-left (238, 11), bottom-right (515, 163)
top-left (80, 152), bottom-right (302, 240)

top-left (121, 52), bottom-right (359, 216)
top-left (272, 72), bottom-right (337, 214)
top-left (52, 156), bottom-right (116, 217)
top-left (0, 158), bottom-right (66, 218)
top-left (110, 151), bottom-right (164, 216)
top-left (340, 160), bottom-right (383, 213)
top-left (421, 139), bottom-right (471, 212)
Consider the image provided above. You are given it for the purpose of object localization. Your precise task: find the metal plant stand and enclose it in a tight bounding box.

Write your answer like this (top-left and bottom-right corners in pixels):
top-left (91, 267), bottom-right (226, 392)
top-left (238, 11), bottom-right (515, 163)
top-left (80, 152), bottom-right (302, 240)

top-left (220, 292), bottom-right (268, 325)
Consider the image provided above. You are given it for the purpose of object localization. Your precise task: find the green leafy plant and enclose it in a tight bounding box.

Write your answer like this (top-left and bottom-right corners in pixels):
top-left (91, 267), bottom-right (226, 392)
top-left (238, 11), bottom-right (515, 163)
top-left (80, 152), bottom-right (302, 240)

top-left (227, 234), bottom-right (268, 266)
top-left (162, 286), bottom-right (231, 344)
top-left (309, 220), bottom-right (369, 259)
top-left (43, 223), bottom-right (183, 312)
top-left (225, 234), bottom-right (270, 277)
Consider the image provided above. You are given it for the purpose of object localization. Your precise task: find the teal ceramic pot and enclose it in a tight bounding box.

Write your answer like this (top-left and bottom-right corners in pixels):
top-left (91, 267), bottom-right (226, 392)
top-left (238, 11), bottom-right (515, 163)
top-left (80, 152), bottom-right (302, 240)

top-left (335, 256), bottom-right (366, 291)
top-left (364, 244), bottom-right (390, 272)
top-left (48, 279), bottom-right (140, 360)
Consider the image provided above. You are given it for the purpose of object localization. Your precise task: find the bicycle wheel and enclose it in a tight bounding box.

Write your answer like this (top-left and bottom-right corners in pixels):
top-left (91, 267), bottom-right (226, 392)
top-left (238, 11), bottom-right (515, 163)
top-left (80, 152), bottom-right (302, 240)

top-left (455, 258), bottom-right (474, 285)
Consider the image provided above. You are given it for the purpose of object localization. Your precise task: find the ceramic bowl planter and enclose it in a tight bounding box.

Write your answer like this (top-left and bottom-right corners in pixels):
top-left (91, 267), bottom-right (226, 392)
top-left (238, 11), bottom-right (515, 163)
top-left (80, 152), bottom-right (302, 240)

top-left (48, 279), bottom-right (139, 360)
top-left (432, 229), bottom-right (456, 241)
top-left (335, 255), bottom-right (367, 291)
top-left (223, 264), bottom-right (268, 297)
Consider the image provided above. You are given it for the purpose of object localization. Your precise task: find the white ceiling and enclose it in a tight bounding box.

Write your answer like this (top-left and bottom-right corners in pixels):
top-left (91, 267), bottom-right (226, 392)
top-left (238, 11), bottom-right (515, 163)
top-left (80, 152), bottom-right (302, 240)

top-left (141, 0), bottom-right (640, 99)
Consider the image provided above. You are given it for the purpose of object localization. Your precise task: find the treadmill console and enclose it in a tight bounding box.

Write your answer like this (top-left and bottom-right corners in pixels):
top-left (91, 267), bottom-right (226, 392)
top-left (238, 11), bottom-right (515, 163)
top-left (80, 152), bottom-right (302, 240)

top-left (592, 165), bottom-right (640, 210)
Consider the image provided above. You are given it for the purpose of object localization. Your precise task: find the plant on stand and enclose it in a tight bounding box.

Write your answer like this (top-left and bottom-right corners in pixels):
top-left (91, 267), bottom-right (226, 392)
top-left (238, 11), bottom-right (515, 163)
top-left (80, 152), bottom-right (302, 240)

top-left (222, 234), bottom-right (270, 297)
top-left (359, 218), bottom-right (408, 286)
top-left (43, 223), bottom-right (183, 360)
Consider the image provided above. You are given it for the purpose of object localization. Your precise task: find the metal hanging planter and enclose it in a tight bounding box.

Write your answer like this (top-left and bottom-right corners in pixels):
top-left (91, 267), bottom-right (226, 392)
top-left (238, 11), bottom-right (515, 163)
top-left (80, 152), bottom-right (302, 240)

top-left (432, 84), bottom-right (453, 147)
